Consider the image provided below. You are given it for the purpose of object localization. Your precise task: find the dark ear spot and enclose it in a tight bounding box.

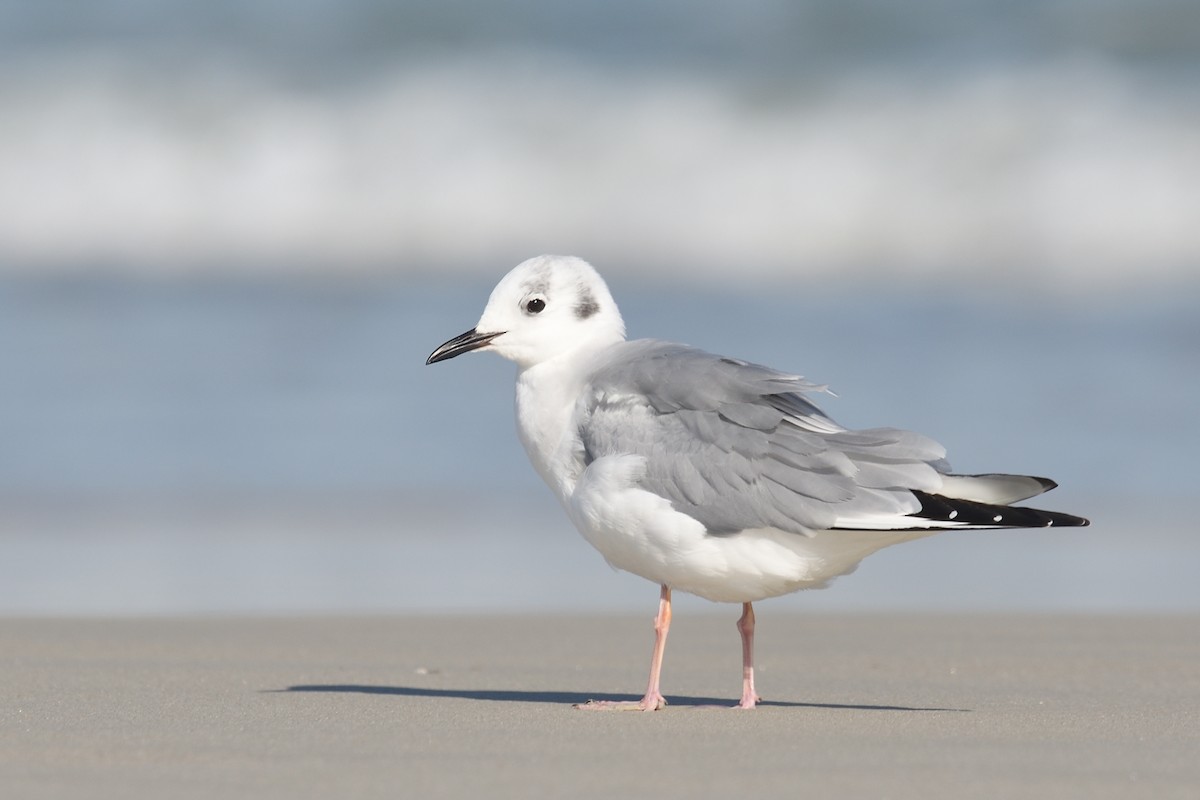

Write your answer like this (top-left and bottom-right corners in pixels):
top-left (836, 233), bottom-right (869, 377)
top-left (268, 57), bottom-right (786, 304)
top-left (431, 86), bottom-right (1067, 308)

top-left (575, 290), bottom-right (600, 319)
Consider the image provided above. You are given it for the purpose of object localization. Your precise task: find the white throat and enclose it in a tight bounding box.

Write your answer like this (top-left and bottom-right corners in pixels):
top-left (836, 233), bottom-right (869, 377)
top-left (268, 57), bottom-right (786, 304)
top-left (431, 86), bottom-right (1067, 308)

top-left (514, 342), bottom-right (613, 501)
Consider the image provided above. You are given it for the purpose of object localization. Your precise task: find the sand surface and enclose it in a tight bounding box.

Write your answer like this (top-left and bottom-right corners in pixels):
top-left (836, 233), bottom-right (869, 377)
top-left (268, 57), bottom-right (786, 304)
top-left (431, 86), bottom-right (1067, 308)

top-left (2, 614), bottom-right (1197, 799)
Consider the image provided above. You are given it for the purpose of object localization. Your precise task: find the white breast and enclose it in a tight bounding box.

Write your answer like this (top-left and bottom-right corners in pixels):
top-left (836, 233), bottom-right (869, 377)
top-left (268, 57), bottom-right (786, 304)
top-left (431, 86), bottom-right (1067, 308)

top-left (566, 452), bottom-right (937, 603)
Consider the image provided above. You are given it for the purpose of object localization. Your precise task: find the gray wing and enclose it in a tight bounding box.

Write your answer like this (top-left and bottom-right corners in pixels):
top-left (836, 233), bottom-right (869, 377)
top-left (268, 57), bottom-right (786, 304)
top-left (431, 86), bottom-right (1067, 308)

top-left (578, 340), bottom-right (948, 534)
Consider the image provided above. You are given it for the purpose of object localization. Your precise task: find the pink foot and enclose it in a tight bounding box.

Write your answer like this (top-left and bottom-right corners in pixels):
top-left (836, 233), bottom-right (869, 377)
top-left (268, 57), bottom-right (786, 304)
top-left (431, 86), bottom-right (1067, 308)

top-left (734, 692), bottom-right (762, 710)
top-left (574, 693), bottom-right (667, 712)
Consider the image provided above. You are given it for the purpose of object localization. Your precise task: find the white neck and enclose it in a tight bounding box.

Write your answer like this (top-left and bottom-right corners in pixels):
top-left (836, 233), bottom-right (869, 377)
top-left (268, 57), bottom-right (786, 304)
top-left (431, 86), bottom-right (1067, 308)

top-left (513, 341), bottom-right (616, 501)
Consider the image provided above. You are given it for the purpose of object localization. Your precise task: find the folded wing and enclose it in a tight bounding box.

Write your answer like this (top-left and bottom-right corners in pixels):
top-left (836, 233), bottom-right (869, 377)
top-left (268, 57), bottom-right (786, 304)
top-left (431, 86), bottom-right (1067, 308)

top-left (578, 341), bottom-right (1088, 535)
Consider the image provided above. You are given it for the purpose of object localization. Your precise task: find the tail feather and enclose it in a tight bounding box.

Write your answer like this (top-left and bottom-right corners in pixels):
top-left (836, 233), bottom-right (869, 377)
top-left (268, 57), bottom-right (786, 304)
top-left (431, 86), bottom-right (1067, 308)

top-left (937, 473), bottom-right (1057, 505)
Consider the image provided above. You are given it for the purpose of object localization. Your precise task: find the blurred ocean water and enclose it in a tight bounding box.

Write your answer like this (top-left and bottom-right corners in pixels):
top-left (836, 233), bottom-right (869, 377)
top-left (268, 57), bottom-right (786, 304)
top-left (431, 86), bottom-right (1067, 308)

top-left (1, 0), bottom-right (1197, 283)
top-left (1, 275), bottom-right (1196, 614)
top-left (0, 1), bottom-right (1197, 614)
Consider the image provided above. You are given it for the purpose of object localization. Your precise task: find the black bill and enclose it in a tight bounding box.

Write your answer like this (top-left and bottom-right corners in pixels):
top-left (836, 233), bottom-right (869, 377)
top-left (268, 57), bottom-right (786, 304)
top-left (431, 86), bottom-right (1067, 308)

top-left (426, 328), bottom-right (504, 364)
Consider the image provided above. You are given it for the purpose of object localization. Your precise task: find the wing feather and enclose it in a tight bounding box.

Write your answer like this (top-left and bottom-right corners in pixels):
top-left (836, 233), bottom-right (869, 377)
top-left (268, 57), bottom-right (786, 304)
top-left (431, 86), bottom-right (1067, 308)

top-left (578, 340), bottom-right (953, 535)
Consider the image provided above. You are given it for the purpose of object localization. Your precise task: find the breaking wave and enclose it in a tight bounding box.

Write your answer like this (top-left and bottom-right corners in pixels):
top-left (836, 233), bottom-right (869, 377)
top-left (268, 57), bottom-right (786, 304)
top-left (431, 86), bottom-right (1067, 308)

top-left (1, 49), bottom-right (1196, 287)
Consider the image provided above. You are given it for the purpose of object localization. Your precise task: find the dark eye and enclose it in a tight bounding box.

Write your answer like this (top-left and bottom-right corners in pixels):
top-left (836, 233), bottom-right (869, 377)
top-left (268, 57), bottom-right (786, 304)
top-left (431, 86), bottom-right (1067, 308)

top-left (525, 297), bottom-right (546, 314)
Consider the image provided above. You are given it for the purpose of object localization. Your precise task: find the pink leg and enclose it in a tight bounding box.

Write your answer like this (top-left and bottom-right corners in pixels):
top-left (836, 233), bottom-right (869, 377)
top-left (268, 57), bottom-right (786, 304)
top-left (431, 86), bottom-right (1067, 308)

top-left (736, 602), bottom-right (762, 709)
top-left (576, 585), bottom-right (671, 711)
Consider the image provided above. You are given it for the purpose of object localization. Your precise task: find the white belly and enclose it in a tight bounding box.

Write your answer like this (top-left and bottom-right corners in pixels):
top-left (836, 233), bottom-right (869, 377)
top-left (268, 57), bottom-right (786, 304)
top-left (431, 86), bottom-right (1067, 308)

top-left (567, 454), bottom-right (936, 603)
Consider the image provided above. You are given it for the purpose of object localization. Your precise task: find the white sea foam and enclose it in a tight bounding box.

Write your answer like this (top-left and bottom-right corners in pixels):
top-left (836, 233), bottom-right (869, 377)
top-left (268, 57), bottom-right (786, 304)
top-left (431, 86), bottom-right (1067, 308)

top-left (0, 50), bottom-right (1196, 286)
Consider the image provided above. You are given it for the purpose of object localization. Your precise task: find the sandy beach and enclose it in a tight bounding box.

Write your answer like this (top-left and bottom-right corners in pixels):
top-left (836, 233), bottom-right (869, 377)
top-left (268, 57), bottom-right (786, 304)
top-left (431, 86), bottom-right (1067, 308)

top-left (2, 614), bottom-right (1196, 799)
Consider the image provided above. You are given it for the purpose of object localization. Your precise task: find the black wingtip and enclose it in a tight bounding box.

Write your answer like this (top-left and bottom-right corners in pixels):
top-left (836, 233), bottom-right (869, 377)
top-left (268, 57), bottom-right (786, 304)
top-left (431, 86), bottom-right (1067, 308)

top-left (910, 491), bottom-right (1089, 529)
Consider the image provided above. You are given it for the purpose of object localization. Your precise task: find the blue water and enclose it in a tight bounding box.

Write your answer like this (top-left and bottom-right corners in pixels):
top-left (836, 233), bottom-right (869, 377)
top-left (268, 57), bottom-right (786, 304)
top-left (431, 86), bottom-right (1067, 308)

top-left (1, 1), bottom-right (1197, 613)
top-left (1, 275), bottom-right (1196, 614)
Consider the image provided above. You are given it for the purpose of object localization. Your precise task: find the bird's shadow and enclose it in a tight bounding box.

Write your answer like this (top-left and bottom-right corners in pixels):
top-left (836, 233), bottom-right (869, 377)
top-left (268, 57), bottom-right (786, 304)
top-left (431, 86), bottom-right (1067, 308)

top-left (273, 684), bottom-right (968, 712)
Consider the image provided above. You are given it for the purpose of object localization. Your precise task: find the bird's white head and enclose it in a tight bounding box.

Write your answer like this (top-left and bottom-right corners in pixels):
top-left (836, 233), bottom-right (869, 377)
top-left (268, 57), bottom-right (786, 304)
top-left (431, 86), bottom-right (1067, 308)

top-left (427, 255), bottom-right (626, 370)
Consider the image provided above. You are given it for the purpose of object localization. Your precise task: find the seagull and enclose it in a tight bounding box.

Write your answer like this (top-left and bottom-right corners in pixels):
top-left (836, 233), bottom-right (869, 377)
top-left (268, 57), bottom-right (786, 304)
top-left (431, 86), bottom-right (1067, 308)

top-left (426, 255), bottom-right (1089, 710)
